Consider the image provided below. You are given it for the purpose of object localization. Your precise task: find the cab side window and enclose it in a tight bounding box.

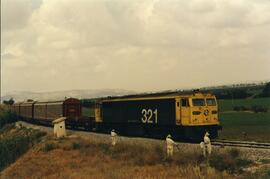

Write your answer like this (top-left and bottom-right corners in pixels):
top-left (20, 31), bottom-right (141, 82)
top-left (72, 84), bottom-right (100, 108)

top-left (181, 98), bottom-right (189, 107)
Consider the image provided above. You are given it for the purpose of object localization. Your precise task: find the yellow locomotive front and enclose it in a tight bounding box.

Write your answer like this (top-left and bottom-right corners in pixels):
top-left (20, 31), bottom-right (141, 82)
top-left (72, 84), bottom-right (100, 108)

top-left (176, 93), bottom-right (221, 139)
top-left (190, 93), bottom-right (219, 125)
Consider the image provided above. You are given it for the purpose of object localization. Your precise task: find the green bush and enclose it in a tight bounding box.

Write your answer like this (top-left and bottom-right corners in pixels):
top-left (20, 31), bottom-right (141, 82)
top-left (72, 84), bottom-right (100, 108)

top-left (0, 131), bottom-right (45, 171)
top-left (0, 136), bottom-right (29, 170)
top-left (0, 110), bottom-right (17, 129)
top-left (0, 127), bottom-right (46, 171)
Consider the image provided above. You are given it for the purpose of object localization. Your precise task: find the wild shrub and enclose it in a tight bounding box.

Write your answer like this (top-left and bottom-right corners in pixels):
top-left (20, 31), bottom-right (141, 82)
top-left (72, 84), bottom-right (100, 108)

top-left (0, 136), bottom-right (29, 170)
top-left (242, 106), bottom-right (250, 111)
top-left (233, 106), bottom-right (241, 111)
top-left (43, 142), bottom-right (57, 152)
top-left (0, 123), bottom-right (15, 135)
top-left (173, 150), bottom-right (203, 166)
top-left (98, 143), bottom-right (111, 154)
top-left (228, 148), bottom-right (240, 158)
top-left (260, 159), bottom-right (270, 164)
top-left (136, 145), bottom-right (164, 165)
top-left (251, 106), bottom-right (268, 113)
top-left (0, 110), bottom-right (17, 129)
top-left (0, 128), bottom-right (46, 171)
top-left (72, 142), bottom-right (82, 149)
top-left (233, 105), bottom-right (267, 113)
top-left (31, 130), bottom-right (47, 141)
top-left (209, 148), bottom-right (252, 173)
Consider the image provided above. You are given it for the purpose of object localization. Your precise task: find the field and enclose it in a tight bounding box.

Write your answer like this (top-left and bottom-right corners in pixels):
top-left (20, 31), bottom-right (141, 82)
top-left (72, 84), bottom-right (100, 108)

top-left (217, 98), bottom-right (270, 142)
top-left (218, 97), bottom-right (270, 112)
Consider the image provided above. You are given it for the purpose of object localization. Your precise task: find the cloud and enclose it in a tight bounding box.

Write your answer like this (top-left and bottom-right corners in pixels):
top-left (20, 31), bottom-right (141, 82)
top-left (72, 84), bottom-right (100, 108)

top-left (1, 0), bottom-right (270, 94)
top-left (1, 52), bottom-right (16, 60)
top-left (1, 0), bottom-right (42, 31)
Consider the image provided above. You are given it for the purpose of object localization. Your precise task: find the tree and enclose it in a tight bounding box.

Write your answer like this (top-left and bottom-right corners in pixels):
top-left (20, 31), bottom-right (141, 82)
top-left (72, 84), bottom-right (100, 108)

top-left (262, 82), bottom-right (270, 97)
top-left (3, 98), bottom-right (15, 105)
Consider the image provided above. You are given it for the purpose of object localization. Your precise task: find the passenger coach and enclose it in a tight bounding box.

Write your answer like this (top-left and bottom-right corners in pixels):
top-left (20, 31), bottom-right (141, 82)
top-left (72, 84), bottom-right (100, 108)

top-left (13, 98), bottom-right (91, 128)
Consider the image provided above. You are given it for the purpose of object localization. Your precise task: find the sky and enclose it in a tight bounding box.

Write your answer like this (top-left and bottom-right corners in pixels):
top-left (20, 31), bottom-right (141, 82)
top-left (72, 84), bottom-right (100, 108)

top-left (1, 0), bottom-right (270, 95)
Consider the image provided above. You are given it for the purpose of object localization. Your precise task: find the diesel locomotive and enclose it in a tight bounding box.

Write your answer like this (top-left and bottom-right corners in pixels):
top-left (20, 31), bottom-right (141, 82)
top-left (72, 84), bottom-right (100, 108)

top-left (11, 92), bottom-right (221, 140)
top-left (95, 92), bottom-right (221, 139)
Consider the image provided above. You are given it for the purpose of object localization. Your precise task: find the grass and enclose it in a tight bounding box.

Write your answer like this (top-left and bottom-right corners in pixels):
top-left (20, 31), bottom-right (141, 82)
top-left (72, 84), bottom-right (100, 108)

top-left (217, 97), bottom-right (270, 142)
top-left (218, 97), bottom-right (270, 112)
top-left (241, 166), bottom-right (270, 179)
top-left (3, 135), bottom-right (257, 178)
top-left (218, 112), bottom-right (270, 142)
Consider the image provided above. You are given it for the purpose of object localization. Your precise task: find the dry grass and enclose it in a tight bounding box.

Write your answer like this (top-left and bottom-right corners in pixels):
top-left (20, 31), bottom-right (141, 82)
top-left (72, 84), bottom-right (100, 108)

top-left (0, 135), bottom-right (243, 179)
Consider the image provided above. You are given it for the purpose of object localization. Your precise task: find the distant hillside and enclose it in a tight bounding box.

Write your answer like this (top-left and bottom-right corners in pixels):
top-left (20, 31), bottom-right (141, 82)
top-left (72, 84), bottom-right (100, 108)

top-left (2, 81), bottom-right (270, 102)
top-left (202, 82), bottom-right (269, 99)
top-left (101, 82), bottom-right (270, 100)
top-left (2, 89), bottom-right (136, 102)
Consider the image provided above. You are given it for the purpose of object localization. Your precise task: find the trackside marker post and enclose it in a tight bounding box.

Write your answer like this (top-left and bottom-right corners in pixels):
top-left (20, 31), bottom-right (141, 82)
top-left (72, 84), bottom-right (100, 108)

top-left (52, 117), bottom-right (67, 138)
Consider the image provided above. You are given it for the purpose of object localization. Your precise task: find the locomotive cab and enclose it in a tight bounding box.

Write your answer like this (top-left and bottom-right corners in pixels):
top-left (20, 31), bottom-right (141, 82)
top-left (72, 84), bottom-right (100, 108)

top-left (178, 93), bottom-right (221, 139)
top-left (190, 95), bottom-right (218, 125)
top-left (178, 93), bottom-right (219, 125)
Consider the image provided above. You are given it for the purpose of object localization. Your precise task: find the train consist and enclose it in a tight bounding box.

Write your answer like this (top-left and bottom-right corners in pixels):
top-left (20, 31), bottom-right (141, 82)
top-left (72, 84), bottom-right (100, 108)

top-left (12, 98), bottom-right (93, 129)
top-left (11, 92), bottom-right (222, 140)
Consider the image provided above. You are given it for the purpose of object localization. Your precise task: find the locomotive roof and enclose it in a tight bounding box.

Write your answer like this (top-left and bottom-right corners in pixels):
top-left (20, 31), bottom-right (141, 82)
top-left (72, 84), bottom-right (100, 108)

top-left (94, 90), bottom-right (213, 101)
top-left (101, 92), bottom-right (215, 102)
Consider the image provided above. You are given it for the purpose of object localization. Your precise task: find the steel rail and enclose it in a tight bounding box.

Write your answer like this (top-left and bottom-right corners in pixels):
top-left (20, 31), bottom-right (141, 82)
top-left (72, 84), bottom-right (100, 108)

top-left (212, 139), bottom-right (270, 149)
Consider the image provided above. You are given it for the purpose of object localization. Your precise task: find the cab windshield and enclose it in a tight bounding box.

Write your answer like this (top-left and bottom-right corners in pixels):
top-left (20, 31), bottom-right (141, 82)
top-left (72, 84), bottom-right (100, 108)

top-left (192, 98), bottom-right (205, 106)
top-left (206, 98), bottom-right (216, 106)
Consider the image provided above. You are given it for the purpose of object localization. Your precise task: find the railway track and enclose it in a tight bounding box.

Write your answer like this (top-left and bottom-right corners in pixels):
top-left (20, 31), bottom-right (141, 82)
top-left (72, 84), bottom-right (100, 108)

top-left (17, 121), bottom-right (270, 150)
top-left (212, 139), bottom-right (270, 149)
